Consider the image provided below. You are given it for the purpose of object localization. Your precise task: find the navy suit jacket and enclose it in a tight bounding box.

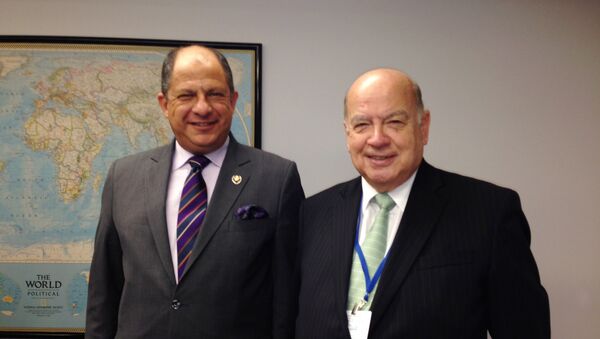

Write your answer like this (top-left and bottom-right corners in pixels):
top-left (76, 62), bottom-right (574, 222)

top-left (295, 160), bottom-right (550, 338)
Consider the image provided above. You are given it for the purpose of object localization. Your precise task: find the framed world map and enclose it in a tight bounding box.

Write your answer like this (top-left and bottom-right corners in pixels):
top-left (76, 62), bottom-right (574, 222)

top-left (0, 36), bottom-right (261, 335)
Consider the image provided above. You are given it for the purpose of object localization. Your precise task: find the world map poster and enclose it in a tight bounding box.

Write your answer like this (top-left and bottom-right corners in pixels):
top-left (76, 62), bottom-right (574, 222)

top-left (0, 37), bottom-right (260, 333)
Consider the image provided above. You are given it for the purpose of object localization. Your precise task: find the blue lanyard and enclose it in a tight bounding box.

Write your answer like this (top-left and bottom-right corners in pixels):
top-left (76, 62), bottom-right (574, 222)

top-left (354, 205), bottom-right (389, 303)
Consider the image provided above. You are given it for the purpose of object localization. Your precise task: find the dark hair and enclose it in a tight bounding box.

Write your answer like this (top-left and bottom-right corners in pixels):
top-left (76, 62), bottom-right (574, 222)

top-left (160, 45), bottom-right (235, 98)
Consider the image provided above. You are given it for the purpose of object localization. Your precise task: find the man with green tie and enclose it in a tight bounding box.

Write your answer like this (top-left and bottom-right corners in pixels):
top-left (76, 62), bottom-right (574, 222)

top-left (295, 68), bottom-right (550, 338)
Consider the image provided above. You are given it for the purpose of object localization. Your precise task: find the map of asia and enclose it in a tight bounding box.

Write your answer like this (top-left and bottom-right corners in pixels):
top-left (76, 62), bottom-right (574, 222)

top-left (0, 41), bottom-right (257, 332)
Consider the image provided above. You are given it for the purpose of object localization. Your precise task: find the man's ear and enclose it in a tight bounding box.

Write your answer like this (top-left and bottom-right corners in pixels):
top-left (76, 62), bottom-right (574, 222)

top-left (343, 121), bottom-right (350, 136)
top-left (230, 91), bottom-right (239, 108)
top-left (157, 92), bottom-right (168, 117)
top-left (344, 122), bottom-right (351, 151)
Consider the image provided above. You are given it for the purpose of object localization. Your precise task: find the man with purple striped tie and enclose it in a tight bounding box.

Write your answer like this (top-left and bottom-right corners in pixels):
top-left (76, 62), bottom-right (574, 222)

top-left (176, 154), bottom-right (210, 280)
top-left (86, 45), bottom-right (304, 339)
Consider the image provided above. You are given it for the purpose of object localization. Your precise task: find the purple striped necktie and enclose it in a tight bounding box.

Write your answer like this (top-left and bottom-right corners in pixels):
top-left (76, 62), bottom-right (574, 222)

top-left (177, 155), bottom-right (210, 281)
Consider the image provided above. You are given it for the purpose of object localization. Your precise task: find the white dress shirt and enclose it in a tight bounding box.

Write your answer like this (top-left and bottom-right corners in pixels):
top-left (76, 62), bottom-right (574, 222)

top-left (166, 138), bottom-right (229, 282)
top-left (358, 171), bottom-right (417, 253)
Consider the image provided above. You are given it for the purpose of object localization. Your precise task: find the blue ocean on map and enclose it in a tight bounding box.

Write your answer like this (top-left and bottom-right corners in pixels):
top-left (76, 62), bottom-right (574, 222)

top-left (0, 44), bottom-right (256, 330)
top-left (0, 48), bottom-right (255, 259)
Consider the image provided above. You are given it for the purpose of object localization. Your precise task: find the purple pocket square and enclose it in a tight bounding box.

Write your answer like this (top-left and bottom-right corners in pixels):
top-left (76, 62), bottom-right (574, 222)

top-left (235, 204), bottom-right (269, 220)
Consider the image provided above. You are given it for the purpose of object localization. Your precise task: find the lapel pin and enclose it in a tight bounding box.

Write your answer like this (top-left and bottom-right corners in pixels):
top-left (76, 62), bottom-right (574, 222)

top-left (231, 175), bottom-right (242, 185)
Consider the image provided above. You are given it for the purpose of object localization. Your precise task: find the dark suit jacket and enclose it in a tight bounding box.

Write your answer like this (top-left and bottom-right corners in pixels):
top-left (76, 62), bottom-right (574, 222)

top-left (295, 160), bottom-right (550, 339)
top-left (86, 137), bottom-right (304, 339)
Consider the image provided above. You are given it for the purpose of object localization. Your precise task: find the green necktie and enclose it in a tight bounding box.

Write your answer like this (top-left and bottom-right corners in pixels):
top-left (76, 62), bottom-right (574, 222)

top-left (347, 192), bottom-right (396, 311)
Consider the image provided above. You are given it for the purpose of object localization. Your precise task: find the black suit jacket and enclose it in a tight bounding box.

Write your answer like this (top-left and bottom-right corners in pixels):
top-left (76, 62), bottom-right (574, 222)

top-left (86, 138), bottom-right (304, 339)
top-left (295, 160), bottom-right (550, 339)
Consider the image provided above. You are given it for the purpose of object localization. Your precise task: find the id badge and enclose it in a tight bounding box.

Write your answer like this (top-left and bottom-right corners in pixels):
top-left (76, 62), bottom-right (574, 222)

top-left (346, 310), bottom-right (372, 339)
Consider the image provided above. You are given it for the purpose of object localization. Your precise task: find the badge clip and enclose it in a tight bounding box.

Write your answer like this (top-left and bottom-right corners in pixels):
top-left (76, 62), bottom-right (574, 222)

top-left (351, 298), bottom-right (368, 315)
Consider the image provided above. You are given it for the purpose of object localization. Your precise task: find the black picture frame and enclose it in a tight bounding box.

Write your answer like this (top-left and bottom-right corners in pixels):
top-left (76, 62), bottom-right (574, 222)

top-left (0, 35), bottom-right (262, 147)
top-left (0, 35), bottom-right (261, 338)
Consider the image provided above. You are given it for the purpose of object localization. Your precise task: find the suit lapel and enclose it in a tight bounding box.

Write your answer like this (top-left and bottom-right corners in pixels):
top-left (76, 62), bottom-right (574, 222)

top-left (144, 143), bottom-right (177, 285)
top-left (370, 161), bottom-right (449, 327)
top-left (183, 138), bottom-right (251, 276)
top-left (332, 179), bottom-right (363, 321)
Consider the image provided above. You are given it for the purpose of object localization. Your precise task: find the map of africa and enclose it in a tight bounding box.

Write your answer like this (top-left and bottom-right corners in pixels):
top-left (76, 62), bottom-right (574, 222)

top-left (0, 42), bottom-right (257, 331)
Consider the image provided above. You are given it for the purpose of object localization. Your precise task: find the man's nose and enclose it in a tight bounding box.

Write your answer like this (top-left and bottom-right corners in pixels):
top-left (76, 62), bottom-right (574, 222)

top-left (368, 124), bottom-right (390, 147)
top-left (191, 93), bottom-right (212, 114)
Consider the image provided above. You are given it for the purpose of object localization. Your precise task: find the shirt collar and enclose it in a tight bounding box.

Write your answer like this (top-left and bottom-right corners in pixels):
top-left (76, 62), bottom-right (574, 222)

top-left (360, 169), bottom-right (418, 213)
top-left (173, 136), bottom-right (229, 171)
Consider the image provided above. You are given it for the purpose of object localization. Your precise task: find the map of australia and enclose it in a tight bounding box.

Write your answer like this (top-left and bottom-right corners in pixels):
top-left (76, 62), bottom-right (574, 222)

top-left (0, 43), bottom-right (257, 264)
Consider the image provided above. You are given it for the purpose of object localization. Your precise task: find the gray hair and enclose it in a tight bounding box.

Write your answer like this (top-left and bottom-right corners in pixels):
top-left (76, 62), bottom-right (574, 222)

top-left (413, 82), bottom-right (424, 123)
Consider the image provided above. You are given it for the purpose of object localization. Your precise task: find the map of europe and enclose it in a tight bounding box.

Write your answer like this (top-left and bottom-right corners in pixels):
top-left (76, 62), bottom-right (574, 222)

top-left (0, 42), bottom-right (257, 329)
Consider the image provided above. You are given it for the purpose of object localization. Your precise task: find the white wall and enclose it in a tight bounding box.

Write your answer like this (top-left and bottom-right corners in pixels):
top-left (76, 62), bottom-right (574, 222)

top-left (2, 0), bottom-right (599, 337)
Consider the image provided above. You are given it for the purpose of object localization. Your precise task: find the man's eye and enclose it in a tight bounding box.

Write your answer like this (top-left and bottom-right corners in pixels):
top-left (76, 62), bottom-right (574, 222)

top-left (208, 91), bottom-right (225, 97)
top-left (177, 93), bottom-right (194, 100)
top-left (353, 123), bottom-right (369, 131)
top-left (387, 120), bottom-right (405, 126)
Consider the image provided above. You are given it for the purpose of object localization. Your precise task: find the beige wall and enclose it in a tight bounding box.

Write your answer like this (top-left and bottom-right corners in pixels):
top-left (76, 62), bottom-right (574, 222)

top-left (2, 0), bottom-right (600, 337)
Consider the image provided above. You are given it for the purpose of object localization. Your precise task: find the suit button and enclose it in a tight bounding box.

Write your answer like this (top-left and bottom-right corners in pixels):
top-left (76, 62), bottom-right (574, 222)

top-left (171, 299), bottom-right (181, 310)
